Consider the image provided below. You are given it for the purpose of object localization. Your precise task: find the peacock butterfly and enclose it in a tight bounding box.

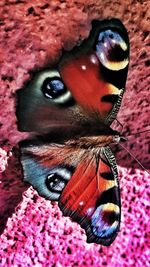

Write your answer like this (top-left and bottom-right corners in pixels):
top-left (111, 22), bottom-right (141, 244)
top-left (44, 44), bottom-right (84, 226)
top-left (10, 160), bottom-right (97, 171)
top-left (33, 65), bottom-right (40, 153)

top-left (16, 18), bottom-right (130, 246)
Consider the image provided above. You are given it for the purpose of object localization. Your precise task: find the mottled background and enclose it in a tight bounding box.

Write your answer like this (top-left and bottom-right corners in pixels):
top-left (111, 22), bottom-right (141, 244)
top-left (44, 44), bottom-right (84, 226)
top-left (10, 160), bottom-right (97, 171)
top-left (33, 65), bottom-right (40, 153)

top-left (0, 0), bottom-right (150, 266)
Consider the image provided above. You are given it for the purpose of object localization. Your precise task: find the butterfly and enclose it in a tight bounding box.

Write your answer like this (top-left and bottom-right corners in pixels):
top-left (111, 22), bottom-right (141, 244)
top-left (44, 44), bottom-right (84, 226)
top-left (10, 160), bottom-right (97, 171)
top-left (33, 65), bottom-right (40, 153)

top-left (16, 18), bottom-right (130, 246)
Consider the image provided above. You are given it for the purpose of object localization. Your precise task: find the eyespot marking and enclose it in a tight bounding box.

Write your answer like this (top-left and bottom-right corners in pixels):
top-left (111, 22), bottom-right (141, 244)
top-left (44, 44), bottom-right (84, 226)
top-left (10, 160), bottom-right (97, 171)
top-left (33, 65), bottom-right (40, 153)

top-left (41, 71), bottom-right (73, 105)
top-left (91, 203), bottom-right (120, 238)
top-left (96, 29), bottom-right (129, 71)
top-left (45, 166), bottom-right (73, 195)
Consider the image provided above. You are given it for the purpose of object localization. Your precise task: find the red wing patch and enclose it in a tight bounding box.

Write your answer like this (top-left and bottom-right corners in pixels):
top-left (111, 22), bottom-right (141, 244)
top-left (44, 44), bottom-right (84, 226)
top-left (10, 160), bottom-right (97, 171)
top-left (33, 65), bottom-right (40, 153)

top-left (59, 54), bottom-right (120, 119)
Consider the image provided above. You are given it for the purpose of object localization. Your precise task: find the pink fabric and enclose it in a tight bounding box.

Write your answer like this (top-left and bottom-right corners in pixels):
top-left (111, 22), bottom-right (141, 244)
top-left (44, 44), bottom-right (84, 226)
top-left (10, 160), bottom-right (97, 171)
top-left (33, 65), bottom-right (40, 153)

top-left (0, 0), bottom-right (149, 266)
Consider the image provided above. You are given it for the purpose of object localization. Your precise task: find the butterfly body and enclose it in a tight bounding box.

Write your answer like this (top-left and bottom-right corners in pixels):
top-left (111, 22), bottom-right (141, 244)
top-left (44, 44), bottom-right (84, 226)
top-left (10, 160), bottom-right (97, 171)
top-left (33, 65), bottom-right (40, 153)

top-left (17, 18), bottom-right (130, 245)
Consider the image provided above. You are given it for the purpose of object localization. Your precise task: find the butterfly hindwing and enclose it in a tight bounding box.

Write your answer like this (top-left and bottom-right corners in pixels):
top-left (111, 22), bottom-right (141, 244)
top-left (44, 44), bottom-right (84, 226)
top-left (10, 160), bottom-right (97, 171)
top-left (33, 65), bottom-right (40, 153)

top-left (20, 140), bottom-right (120, 246)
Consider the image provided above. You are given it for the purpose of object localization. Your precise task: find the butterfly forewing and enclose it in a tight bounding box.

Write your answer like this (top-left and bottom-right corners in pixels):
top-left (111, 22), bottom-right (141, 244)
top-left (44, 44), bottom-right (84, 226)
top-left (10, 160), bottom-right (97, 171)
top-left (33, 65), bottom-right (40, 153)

top-left (59, 18), bottom-right (129, 124)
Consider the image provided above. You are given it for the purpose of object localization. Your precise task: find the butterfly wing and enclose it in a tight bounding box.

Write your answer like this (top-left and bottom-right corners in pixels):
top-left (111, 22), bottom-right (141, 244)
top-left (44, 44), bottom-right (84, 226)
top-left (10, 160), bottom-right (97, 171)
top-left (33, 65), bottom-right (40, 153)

top-left (59, 18), bottom-right (129, 125)
top-left (17, 19), bottom-right (129, 134)
top-left (20, 140), bottom-right (120, 246)
top-left (20, 139), bottom-right (86, 200)
top-left (59, 146), bottom-right (120, 245)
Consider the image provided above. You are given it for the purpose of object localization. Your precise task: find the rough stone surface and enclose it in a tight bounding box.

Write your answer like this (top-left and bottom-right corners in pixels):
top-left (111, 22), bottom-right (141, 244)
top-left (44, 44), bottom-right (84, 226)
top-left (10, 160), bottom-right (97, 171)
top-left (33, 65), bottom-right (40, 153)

top-left (0, 0), bottom-right (150, 266)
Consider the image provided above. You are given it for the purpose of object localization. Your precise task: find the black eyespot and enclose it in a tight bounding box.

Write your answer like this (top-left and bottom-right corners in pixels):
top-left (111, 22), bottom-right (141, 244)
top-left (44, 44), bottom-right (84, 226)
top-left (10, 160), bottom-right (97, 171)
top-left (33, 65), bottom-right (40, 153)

top-left (42, 77), bottom-right (67, 99)
top-left (101, 94), bottom-right (119, 104)
top-left (100, 36), bottom-right (105, 43)
top-left (45, 166), bottom-right (74, 194)
top-left (45, 173), bottom-right (67, 193)
top-left (109, 33), bottom-right (114, 39)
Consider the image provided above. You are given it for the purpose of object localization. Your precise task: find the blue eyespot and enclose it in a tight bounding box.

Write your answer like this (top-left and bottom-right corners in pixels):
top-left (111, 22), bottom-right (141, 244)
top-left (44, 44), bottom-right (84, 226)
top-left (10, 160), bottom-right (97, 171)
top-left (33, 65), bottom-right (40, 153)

top-left (42, 77), bottom-right (67, 99)
top-left (46, 173), bottom-right (66, 193)
top-left (45, 166), bottom-right (73, 194)
top-left (98, 30), bottom-right (123, 44)
top-left (96, 29), bottom-right (129, 70)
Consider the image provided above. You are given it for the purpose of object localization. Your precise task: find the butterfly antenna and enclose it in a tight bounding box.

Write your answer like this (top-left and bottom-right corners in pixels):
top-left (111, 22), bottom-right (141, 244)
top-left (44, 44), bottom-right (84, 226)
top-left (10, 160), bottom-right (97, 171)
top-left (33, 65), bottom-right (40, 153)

top-left (118, 142), bottom-right (150, 175)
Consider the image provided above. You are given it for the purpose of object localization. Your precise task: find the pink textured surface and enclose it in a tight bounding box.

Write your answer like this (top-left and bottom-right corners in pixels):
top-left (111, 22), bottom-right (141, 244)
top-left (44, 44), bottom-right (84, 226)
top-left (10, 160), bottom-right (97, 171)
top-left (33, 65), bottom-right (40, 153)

top-left (0, 0), bottom-right (150, 266)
